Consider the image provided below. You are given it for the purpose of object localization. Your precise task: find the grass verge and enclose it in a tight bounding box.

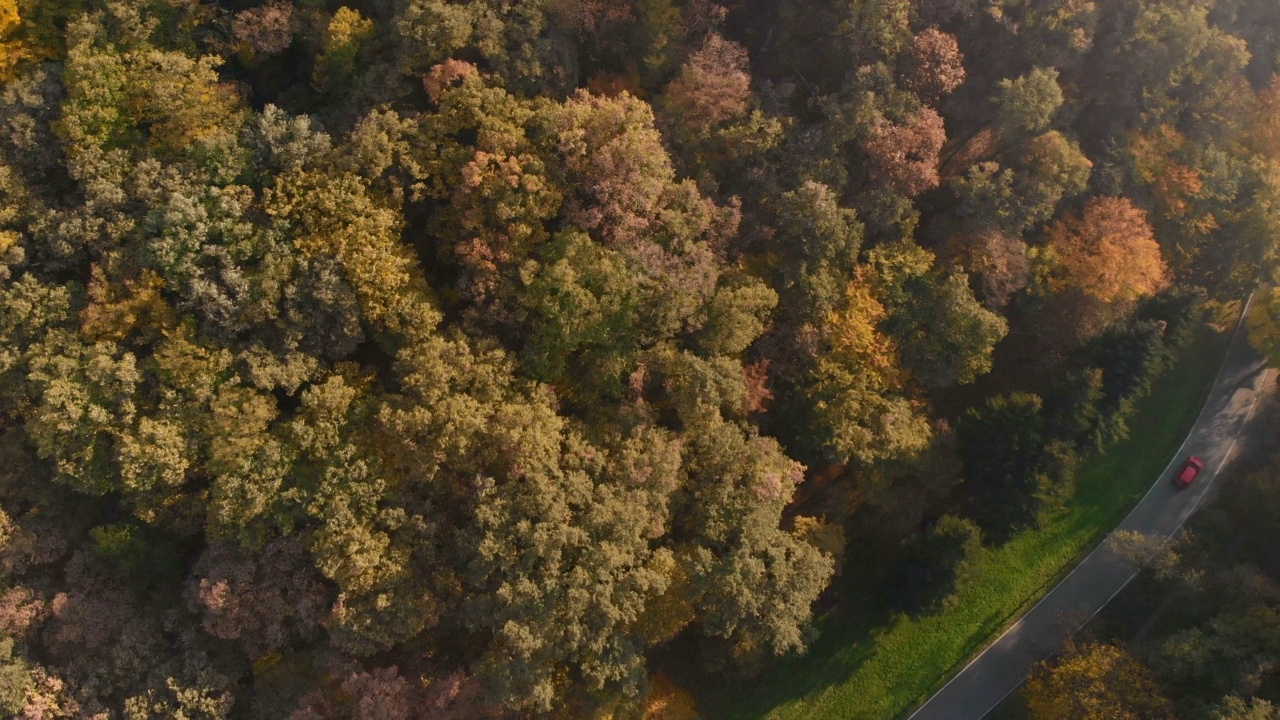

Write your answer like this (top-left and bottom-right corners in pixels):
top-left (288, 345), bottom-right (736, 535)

top-left (692, 320), bottom-right (1233, 720)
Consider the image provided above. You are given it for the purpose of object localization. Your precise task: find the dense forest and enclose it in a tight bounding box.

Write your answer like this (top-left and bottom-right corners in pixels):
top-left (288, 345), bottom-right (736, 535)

top-left (0, 0), bottom-right (1278, 717)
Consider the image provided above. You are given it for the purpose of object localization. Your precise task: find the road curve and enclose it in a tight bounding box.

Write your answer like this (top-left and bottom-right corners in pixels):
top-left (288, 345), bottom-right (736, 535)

top-left (905, 302), bottom-right (1270, 720)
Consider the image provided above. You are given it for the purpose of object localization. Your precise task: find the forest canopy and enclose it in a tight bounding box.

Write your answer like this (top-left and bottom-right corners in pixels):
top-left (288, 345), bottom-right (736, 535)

top-left (0, 0), bottom-right (1277, 717)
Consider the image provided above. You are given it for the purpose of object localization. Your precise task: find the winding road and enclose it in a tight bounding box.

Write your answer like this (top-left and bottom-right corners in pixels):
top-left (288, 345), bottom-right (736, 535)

top-left (905, 303), bottom-right (1272, 720)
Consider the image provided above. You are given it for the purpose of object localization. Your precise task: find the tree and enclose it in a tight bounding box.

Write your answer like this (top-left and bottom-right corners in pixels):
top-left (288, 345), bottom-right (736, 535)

top-left (410, 70), bottom-right (563, 326)
top-left (518, 230), bottom-right (643, 398)
top-left (888, 270), bottom-right (1008, 389)
top-left (185, 538), bottom-right (328, 659)
top-left (1107, 530), bottom-right (1186, 581)
top-left (1117, 0), bottom-right (1251, 135)
top-left (807, 276), bottom-right (930, 465)
top-left (896, 515), bottom-right (982, 613)
top-left (899, 29), bottom-right (966, 104)
top-left (941, 230), bottom-right (1030, 309)
top-left (1011, 0), bottom-right (1100, 67)
top-left (1026, 642), bottom-right (1173, 720)
top-left (768, 181), bottom-right (865, 326)
top-left (993, 67), bottom-right (1063, 140)
top-left (1125, 124), bottom-right (1247, 288)
top-left (677, 415), bottom-right (834, 674)
top-left (1043, 367), bottom-right (1106, 450)
top-left (1247, 75), bottom-right (1280, 161)
top-left (232, 3), bottom-right (294, 57)
top-left (268, 168), bottom-right (441, 341)
top-left (1136, 285), bottom-right (1206, 348)
top-left (1084, 318), bottom-right (1171, 417)
top-left (660, 32), bottom-right (751, 139)
top-left (641, 673), bottom-right (700, 720)
top-left (552, 89), bottom-right (679, 249)
top-left (956, 393), bottom-right (1052, 539)
top-left (443, 145), bottom-right (563, 312)
top-left (692, 272), bottom-right (778, 358)
top-left (1246, 284), bottom-right (1280, 367)
top-left (25, 336), bottom-right (142, 495)
top-left (949, 161), bottom-right (1023, 235)
top-left (1043, 196), bottom-right (1169, 307)
top-left (313, 7), bottom-right (375, 93)
top-left (1129, 125), bottom-right (1217, 235)
top-left (0, 0), bottom-right (33, 83)
top-left (393, 0), bottom-right (475, 77)
top-left (56, 14), bottom-right (246, 163)
top-left (1010, 131), bottom-right (1092, 229)
top-left (865, 108), bottom-right (947, 198)
top-left (457, 419), bottom-right (681, 711)
top-left (0, 637), bottom-right (31, 717)
top-left (1217, 160), bottom-right (1280, 296)
top-left (1213, 696), bottom-right (1280, 720)
top-left (1148, 602), bottom-right (1280, 712)
top-left (835, 0), bottom-right (912, 68)
top-left (914, 0), bottom-right (977, 26)
top-left (548, 89), bottom-right (733, 344)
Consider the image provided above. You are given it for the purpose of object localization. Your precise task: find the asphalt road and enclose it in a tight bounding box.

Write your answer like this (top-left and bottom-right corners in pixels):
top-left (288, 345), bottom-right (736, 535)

top-left (905, 306), bottom-right (1271, 720)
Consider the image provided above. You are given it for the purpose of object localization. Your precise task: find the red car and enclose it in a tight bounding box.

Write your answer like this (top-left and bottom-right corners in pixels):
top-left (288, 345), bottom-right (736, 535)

top-left (1174, 456), bottom-right (1205, 489)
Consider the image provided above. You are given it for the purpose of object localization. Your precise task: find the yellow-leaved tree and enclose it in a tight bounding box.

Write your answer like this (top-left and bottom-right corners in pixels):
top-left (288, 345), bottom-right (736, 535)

top-left (1026, 642), bottom-right (1172, 720)
top-left (0, 0), bottom-right (30, 82)
top-left (809, 270), bottom-right (932, 464)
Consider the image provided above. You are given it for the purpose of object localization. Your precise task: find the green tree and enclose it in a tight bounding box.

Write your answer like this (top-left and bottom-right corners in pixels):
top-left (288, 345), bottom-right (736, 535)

top-left (518, 230), bottom-right (642, 398)
top-left (25, 336), bottom-right (141, 495)
top-left (897, 514), bottom-right (982, 613)
top-left (1010, 131), bottom-right (1093, 229)
top-left (888, 270), bottom-right (1008, 389)
top-left (993, 67), bottom-right (1063, 140)
top-left (1084, 318), bottom-right (1171, 419)
top-left (956, 392), bottom-right (1051, 538)
top-left (692, 272), bottom-right (778, 358)
top-left (1246, 284), bottom-right (1280, 366)
top-left (0, 637), bottom-right (32, 717)
top-left (1043, 367), bottom-right (1107, 449)
top-left (679, 414), bottom-right (835, 674)
top-left (768, 181), bottom-right (865, 327)
top-left (1214, 696), bottom-right (1280, 720)
top-left (459, 416), bottom-right (680, 711)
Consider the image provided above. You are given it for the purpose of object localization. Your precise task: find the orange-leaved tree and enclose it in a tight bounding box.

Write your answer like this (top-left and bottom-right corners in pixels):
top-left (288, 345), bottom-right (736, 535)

top-left (1044, 196), bottom-right (1169, 306)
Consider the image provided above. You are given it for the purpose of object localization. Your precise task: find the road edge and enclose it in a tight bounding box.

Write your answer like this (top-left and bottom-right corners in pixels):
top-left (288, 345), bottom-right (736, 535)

top-left (902, 295), bottom-right (1255, 720)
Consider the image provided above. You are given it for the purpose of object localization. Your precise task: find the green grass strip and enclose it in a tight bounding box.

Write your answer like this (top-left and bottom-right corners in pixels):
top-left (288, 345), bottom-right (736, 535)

top-left (695, 322), bottom-right (1232, 720)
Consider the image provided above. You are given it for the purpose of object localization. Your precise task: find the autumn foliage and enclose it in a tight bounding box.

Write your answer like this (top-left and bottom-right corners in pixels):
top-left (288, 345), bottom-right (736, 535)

top-left (1044, 196), bottom-right (1169, 305)
top-left (901, 29), bottom-right (967, 103)
top-left (866, 108), bottom-right (947, 197)
top-left (661, 32), bottom-right (751, 135)
top-left (0, 0), bottom-right (1274, 718)
top-left (1027, 642), bottom-right (1173, 720)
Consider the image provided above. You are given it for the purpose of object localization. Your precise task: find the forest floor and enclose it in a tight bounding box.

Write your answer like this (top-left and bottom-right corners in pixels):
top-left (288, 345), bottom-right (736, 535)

top-left (688, 316), bottom-right (1235, 720)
